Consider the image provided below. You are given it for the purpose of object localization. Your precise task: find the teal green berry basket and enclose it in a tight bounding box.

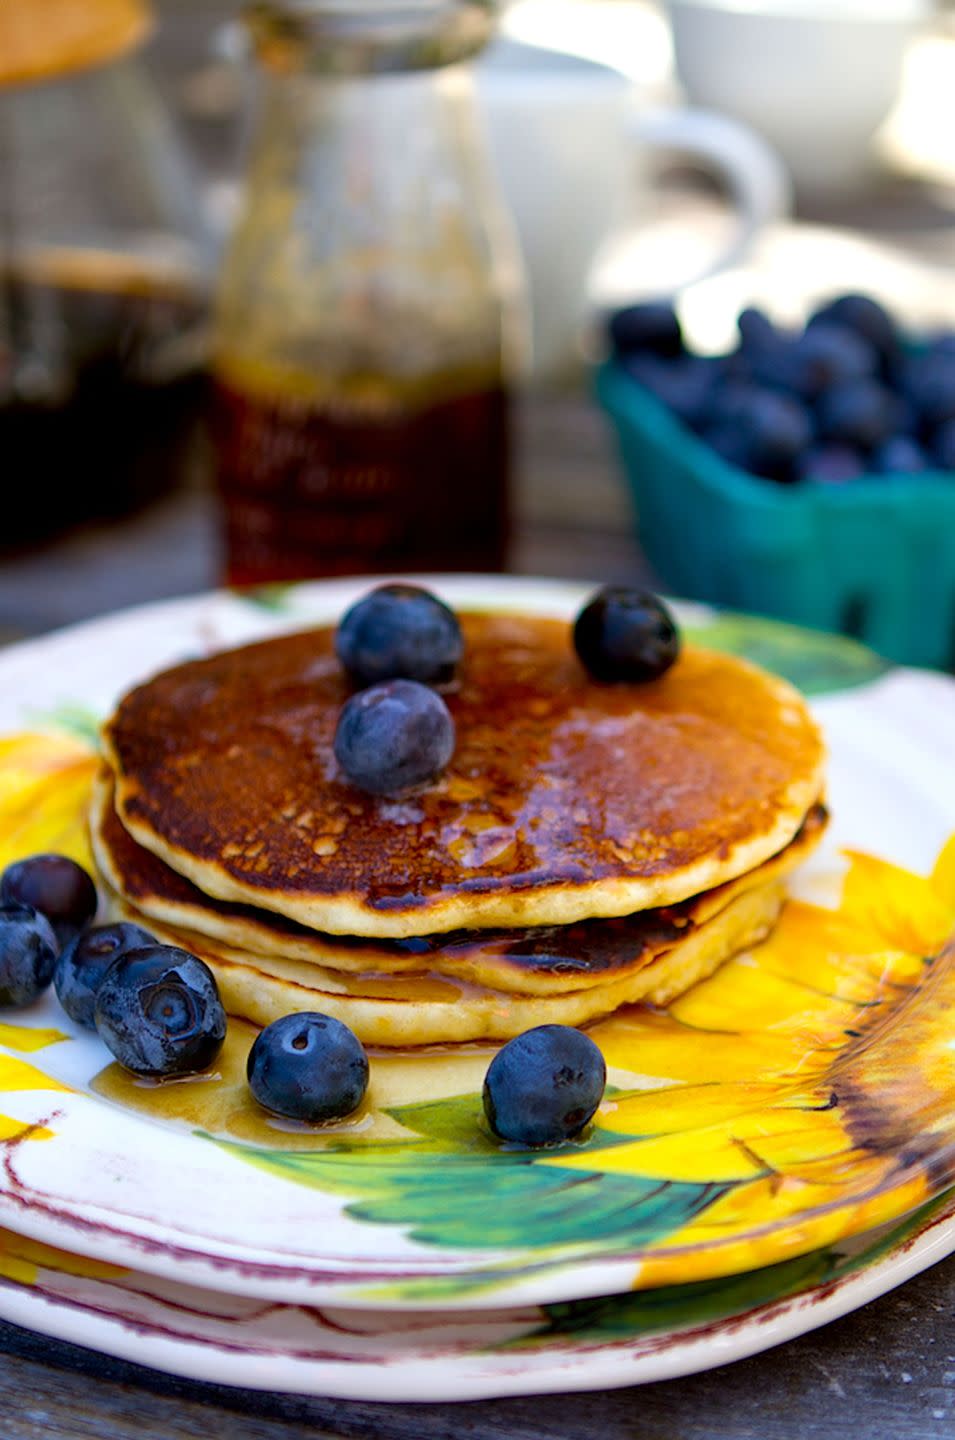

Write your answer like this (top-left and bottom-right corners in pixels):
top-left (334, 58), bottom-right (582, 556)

top-left (596, 361), bottom-right (955, 670)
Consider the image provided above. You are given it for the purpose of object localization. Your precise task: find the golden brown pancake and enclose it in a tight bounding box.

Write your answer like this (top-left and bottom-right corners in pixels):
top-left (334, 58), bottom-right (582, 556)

top-left (106, 877), bottom-right (790, 1045)
top-left (103, 612), bottom-right (825, 938)
top-left (91, 767), bottom-right (827, 996)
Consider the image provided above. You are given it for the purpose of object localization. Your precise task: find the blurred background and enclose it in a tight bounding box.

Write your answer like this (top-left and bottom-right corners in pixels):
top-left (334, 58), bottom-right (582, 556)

top-left (5, 0), bottom-right (955, 665)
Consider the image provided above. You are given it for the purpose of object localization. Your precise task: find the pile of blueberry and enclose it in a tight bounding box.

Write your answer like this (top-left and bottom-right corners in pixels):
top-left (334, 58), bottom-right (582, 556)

top-left (0, 853), bottom-right (377, 1123)
top-left (608, 293), bottom-right (955, 484)
top-left (0, 855), bottom-right (228, 1074)
top-left (0, 853), bottom-right (606, 1144)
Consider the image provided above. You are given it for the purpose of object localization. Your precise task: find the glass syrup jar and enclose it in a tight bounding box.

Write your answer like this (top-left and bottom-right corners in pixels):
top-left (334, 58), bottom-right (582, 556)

top-left (0, 0), bottom-right (212, 542)
top-left (211, 0), bottom-right (523, 585)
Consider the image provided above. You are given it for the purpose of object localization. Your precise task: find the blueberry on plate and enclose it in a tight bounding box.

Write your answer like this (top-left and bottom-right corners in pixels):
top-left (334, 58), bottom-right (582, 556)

top-left (0, 905), bottom-right (58, 1007)
top-left (483, 1024), bottom-right (606, 1147)
top-left (574, 586), bottom-right (680, 684)
top-left (0, 853), bottom-right (97, 947)
top-left (608, 301), bottom-right (683, 359)
top-left (334, 678), bottom-right (455, 797)
top-left (54, 921), bottom-right (155, 1029)
top-left (335, 584), bottom-right (463, 687)
top-left (247, 1012), bottom-right (369, 1124)
top-left (94, 945), bottom-right (226, 1078)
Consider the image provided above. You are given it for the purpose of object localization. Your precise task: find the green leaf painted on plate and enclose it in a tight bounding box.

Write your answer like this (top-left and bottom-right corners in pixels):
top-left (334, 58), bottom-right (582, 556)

top-left (682, 612), bottom-right (891, 696)
top-left (208, 1089), bottom-right (733, 1256)
top-left (24, 703), bottom-right (102, 748)
top-left (524, 1191), bottom-right (951, 1344)
top-left (233, 584), bottom-right (299, 614)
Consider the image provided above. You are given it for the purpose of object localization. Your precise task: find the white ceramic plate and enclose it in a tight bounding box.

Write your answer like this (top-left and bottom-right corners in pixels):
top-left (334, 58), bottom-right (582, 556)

top-left (0, 1189), bottom-right (952, 1401)
top-left (0, 577), bottom-right (953, 1313)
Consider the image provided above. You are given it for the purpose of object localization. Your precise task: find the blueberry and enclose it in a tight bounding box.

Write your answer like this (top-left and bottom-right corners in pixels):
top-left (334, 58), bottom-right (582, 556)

top-left (787, 325), bottom-right (877, 399)
top-left (743, 339), bottom-right (801, 395)
top-left (608, 302), bottom-right (683, 359)
top-left (736, 306), bottom-right (780, 354)
top-left (0, 905), bottom-right (58, 1007)
top-left (705, 383), bottom-right (813, 477)
top-left (335, 584), bottom-right (463, 687)
top-left (901, 353), bottom-right (955, 429)
top-left (623, 353), bottom-right (720, 430)
top-left (816, 379), bottom-right (904, 452)
top-left (483, 1025), bottom-right (606, 1146)
top-left (94, 945), bottom-right (226, 1078)
top-left (928, 333), bottom-right (955, 361)
top-left (246, 1012), bottom-right (369, 1123)
top-left (808, 294), bottom-right (898, 365)
top-left (704, 422), bottom-right (766, 474)
top-left (931, 419), bottom-right (955, 471)
top-left (334, 679), bottom-right (455, 796)
top-left (0, 854), bottom-right (97, 947)
top-left (798, 444), bottom-right (868, 484)
top-left (54, 921), bottom-right (155, 1029)
top-left (573, 586), bottom-right (679, 683)
top-left (872, 434), bottom-right (929, 476)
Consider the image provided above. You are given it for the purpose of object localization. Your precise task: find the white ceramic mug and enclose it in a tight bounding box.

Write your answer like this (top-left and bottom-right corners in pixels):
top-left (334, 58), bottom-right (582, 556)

top-left (664, 0), bottom-right (932, 200)
top-left (475, 38), bottom-right (790, 382)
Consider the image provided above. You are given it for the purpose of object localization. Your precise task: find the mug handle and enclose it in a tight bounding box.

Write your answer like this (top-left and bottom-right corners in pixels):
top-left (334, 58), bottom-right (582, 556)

top-left (630, 107), bottom-right (792, 280)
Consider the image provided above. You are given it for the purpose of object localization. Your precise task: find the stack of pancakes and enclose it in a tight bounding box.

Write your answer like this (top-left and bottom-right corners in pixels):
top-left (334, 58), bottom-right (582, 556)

top-left (93, 612), bottom-right (827, 1046)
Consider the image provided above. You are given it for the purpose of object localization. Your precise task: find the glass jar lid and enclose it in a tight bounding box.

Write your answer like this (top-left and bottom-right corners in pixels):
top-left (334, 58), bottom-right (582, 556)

top-left (245, 0), bottom-right (497, 74)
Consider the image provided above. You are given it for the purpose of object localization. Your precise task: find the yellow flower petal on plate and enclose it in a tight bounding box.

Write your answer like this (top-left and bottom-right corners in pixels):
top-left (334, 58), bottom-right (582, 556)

top-left (930, 832), bottom-right (955, 910)
top-left (0, 1228), bottom-right (125, 1282)
top-left (0, 733), bottom-right (97, 872)
top-left (0, 1053), bottom-right (71, 1094)
top-left (0, 1247), bottom-right (37, 1285)
top-left (0, 1114), bottom-right (52, 1141)
top-left (632, 1171), bottom-right (930, 1289)
top-left (591, 1009), bottom-right (810, 1085)
top-left (669, 954), bottom-right (864, 1035)
top-left (732, 1105), bottom-right (854, 1171)
top-left (775, 901), bottom-right (925, 982)
top-left (600, 1081), bottom-right (832, 1140)
top-left (746, 912), bottom-right (919, 1004)
top-left (543, 1126), bottom-right (768, 1183)
top-left (0, 1023), bottom-right (68, 1053)
top-left (840, 851), bottom-right (955, 956)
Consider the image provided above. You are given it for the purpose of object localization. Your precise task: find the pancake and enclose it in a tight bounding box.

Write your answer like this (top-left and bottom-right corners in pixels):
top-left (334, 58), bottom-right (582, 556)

top-left (91, 767), bottom-right (827, 996)
top-left (90, 769), bottom-right (422, 977)
top-left (106, 877), bottom-right (790, 1046)
top-left (103, 612), bottom-right (825, 939)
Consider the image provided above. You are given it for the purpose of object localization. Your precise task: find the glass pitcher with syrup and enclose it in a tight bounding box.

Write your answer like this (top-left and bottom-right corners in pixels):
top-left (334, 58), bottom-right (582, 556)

top-left (212, 0), bottom-right (523, 585)
top-left (0, 0), bottom-right (211, 541)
